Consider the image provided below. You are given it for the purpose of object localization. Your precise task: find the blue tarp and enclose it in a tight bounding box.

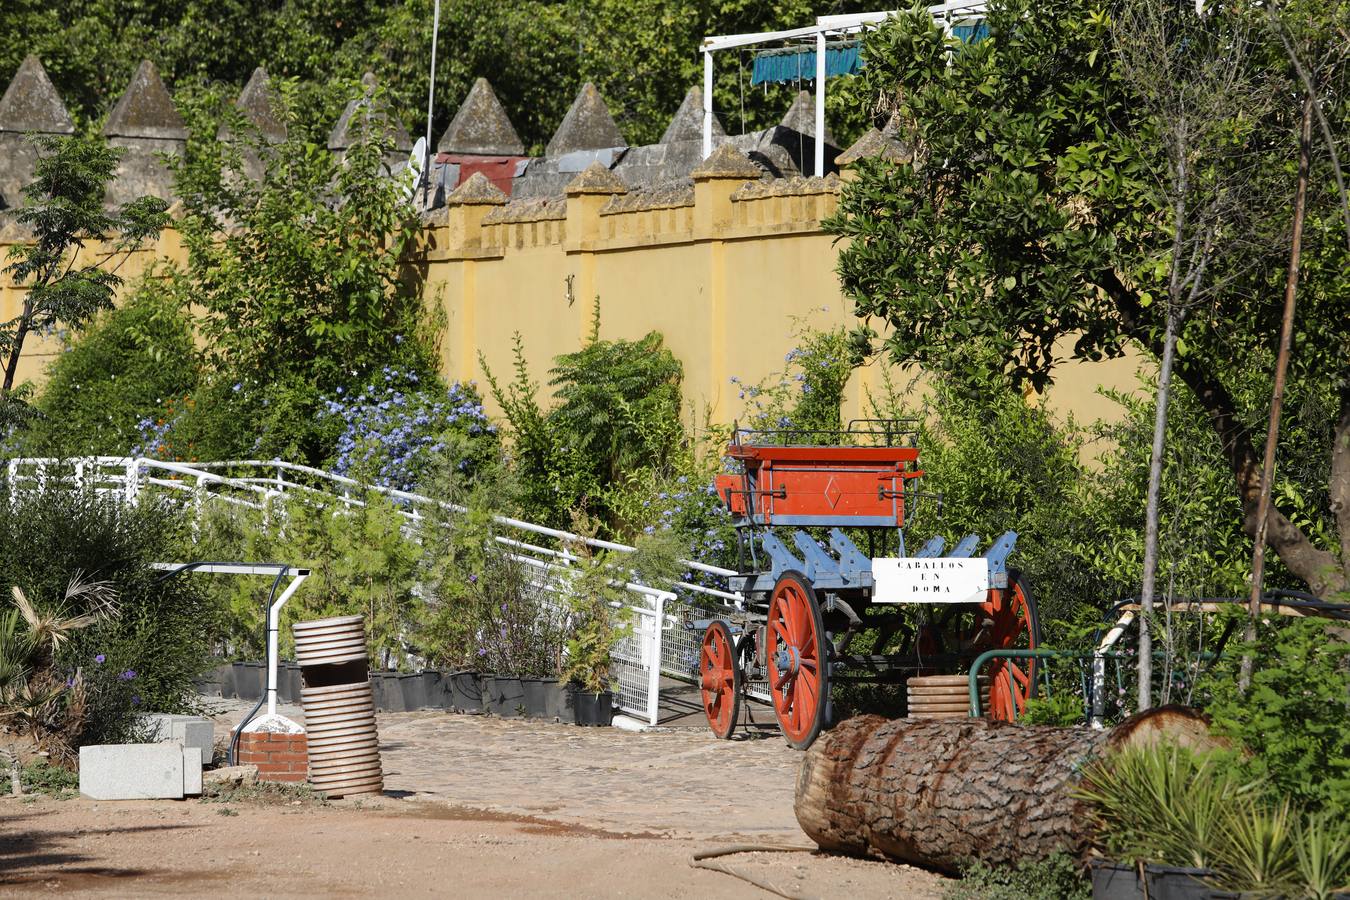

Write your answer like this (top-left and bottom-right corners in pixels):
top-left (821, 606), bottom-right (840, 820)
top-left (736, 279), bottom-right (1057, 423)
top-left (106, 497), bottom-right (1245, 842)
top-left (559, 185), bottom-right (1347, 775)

top-left (751, 44), bottom-right (862, 85)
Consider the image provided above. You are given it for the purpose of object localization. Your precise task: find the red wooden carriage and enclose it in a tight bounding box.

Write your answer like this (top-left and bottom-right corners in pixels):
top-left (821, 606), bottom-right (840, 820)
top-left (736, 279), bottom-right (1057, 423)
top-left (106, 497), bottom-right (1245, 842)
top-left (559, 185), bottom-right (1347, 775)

top-left (699, 423), bottom-right (1039, 748)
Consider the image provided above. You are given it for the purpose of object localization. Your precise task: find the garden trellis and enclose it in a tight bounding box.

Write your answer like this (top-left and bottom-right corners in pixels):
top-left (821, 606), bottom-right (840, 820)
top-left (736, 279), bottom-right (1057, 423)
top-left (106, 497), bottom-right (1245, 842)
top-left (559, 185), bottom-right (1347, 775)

top-left (699, 1), bottom-right (990, 175)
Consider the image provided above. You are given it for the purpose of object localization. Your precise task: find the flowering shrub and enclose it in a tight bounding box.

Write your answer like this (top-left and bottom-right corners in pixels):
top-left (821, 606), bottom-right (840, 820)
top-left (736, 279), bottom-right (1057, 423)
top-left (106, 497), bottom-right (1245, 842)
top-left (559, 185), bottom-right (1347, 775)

top-left (730, 322), bottom-right (860, 438)
top-left (322, 370), bottom-right (497, 492)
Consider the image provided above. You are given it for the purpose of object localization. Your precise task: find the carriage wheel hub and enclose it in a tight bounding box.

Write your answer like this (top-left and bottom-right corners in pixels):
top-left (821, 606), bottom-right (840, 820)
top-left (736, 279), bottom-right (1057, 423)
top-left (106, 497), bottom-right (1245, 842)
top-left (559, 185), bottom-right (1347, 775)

top-left (775, 646), bottom-right (800, 676)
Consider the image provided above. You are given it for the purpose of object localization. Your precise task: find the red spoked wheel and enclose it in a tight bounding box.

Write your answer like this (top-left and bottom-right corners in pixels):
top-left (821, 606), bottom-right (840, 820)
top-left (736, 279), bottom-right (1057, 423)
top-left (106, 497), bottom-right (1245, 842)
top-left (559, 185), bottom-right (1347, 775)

top-left (979, 568), bottom-right (1041, 721)
top-left (767, 571), bottom-right (830, 750)
top-left (700, 620), bottom-right (742, 739)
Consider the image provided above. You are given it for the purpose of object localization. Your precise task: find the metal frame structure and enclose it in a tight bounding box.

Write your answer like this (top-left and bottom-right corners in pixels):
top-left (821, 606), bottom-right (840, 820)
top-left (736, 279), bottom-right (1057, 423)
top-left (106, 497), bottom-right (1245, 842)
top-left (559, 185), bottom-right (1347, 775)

top-left (700, 1), bottom-right (989, 175)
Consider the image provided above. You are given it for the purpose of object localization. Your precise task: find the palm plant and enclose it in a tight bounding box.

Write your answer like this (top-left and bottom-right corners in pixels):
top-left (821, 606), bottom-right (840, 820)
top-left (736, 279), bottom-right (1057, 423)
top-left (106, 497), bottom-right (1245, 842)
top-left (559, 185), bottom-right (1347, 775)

top-left (1, 573), bottom-right (117, 772)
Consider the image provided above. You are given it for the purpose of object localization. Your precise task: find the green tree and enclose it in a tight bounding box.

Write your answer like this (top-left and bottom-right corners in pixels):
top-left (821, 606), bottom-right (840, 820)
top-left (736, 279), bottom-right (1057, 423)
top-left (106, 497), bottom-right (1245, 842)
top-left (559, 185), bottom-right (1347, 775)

top-left (24, 277), bottom-right (199, 456)
top-left (162, 78), bottom-right (437, 462)
top-left (0, 136), bottom-right (167, 429)
top-left (829, 0), bottom-right (1350, 598)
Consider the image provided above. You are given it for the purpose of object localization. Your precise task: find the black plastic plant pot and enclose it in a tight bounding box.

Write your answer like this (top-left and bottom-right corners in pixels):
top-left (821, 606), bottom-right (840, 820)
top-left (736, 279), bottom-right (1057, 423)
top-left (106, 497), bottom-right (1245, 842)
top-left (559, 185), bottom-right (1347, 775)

top-left (520, 678), bottom-right (558, 718)
top-left (281, 662), bottom-right (302, 703)
top-left (483, 675), bottom-right (525, 717)
top-left (400, 672), bottom-right (428, 710)
top-left (421, 670), bottom-right (448, 709)
top-left (372, 672), bottom-right (406, 712)
top-left (448, 671), bottom-right (482, 712)
top-left (1144, 865), bottom-right (1233, 900)
top-left (1088, 859), bottom-right (1234, 900)
top-left (194, 662), bottom-right (231, 698)
top-left (236, 661), bottom-right (264, 701)
top-left (547, 681), bottom-right (570, 721)
top-left (572, 689), bottom-right (614, 727)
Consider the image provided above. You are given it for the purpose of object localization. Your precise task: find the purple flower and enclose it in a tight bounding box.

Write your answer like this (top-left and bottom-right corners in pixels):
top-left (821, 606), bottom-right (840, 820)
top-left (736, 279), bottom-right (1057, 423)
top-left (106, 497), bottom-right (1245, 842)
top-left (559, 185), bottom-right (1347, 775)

top-left (477, 648), bottom-right (487, 657)
top-left (469, 574), bottom-right (478, 583)
top-left (119, 670), bottom-right (136, 681)
top-left (131, 695), bottom-right (141, 706)
top-left (94, 654), bottom-right (106, 664)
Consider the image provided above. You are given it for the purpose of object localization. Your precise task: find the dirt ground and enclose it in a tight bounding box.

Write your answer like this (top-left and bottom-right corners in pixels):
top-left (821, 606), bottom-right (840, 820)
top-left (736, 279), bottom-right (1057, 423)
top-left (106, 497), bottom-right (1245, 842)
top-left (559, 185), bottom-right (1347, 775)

top-left (0, 702), bottom-right (951, 898)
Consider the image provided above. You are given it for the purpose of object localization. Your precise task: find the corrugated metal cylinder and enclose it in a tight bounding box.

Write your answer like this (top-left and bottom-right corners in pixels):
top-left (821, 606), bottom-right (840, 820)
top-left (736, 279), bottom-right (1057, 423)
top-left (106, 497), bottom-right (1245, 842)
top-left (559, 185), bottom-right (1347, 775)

top-left (299, 681), bottom-right (384, 797)
top-left (906, 674), bottom-right (989, 719)
top-left (292, 614), bottom-right (369, 668)
top-left (293, 615), bottom-right (382, 798)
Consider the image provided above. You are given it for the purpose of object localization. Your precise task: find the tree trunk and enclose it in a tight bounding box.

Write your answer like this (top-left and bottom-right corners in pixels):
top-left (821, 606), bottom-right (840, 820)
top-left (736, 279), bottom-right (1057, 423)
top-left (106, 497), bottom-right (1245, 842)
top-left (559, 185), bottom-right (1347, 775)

top-left (1138, 313), bottom-right (1179, 712)
top-left (794, 708), bottom-right (1221, 874)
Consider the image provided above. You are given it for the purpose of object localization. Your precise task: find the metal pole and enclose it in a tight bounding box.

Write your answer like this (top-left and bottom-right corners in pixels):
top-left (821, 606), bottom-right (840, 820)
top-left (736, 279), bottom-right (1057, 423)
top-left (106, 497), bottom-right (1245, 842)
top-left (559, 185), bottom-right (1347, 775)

top-left (814, 29), bottom-right (826, 177)
top-left (1243, 96), bottom-right (1313, 688)
top-left (267, 573), bottom-right (309, 717)
top-left (422, 0), bottom-right (442, 206)
top-left (703, 50), bottom-right (714, 159)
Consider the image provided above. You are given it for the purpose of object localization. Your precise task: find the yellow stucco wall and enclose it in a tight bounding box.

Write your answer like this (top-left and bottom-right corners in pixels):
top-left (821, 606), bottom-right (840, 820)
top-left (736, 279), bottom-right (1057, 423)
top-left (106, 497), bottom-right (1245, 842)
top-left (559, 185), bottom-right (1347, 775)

top-left (419, 170), bottom-right (1144, 431)
top-left (0, 226), bottom-right (188, 387)
top-left (4, 166), bottom-right (1144, 433)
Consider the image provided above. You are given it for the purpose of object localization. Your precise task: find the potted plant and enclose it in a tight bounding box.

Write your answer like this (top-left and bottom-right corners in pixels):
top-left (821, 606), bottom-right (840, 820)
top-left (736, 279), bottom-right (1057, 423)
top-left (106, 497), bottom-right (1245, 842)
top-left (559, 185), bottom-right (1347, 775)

top-left (481, 672), bottom-right (525, 716)
top-left (447, 670), bottom-right (482, 712)
top-left (398, 671), bottom-right (428, 710)
top-left (560, 539), bottom-right (629, 728)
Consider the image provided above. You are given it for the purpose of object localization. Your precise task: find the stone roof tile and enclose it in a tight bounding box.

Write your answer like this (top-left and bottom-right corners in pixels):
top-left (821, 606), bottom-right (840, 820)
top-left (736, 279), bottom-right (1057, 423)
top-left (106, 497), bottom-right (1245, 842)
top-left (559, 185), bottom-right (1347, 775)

top-left (778, 90), bottom-right (835, 146)
top-left (660, 86), bottom-right (724, 145)
top-left (328, 72), bottom-right (413, 152)
top-left (564, 161), bottom-right (628, 196)
top-left (446, 171), bottom-right (508, 206)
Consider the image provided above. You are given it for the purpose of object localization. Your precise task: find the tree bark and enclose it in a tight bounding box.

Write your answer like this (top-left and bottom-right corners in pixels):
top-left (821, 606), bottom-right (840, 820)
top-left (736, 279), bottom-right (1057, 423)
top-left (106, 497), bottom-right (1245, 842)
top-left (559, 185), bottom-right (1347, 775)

top-left (794, 708), bottom-right (1222, 874)
top-left (1138, 312), bottom-right (1179, 712)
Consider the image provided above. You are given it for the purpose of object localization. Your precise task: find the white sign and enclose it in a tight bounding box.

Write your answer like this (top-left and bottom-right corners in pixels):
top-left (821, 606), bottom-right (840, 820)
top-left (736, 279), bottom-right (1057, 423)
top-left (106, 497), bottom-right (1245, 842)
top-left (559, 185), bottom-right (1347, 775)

top-left (871, 557), bottom-right (989, 604)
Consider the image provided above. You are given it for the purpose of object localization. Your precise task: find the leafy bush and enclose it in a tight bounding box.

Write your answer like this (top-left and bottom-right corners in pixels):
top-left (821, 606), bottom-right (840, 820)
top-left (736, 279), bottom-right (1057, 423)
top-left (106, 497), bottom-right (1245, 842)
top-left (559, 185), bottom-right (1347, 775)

top-left (141, 77), bottom-right (440, 464)
top-left (415, 474), bottom-right (569, 676)
top-left (191, 492), bottom-right (422, 668)
top-left (1199, 612), bottom-right (1350, 816)
top-left (23, 278), bottom-right (199, 457)
top-left (944, 853), bottom-right (1088, 900)
top-left (0, 481), bottom-right (215, 752)
top-left (485, 305), bottom-right (689, 533)
top-left (732, 322), bottom-right (862, 436)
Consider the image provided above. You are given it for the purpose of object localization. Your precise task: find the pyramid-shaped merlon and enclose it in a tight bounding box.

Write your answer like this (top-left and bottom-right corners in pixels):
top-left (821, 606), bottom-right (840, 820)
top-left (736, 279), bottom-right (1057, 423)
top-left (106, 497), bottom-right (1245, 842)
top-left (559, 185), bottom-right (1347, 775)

top-left (328, 72), bottom-right (412, 152)
top-left (660, 86), bottom-right (724, 145)
top-left (779, 90), bottom-right (835, 146)
top-left (546, 82), bottom-right (625, 157)
top-left (103, 60), bottom-right (187, 141)
top-left (0, 55), bottom-right (75, 135)
top-left (231, 67), bottom-right (286, 143)
top-left (437, 77), bottom-right (523, 156)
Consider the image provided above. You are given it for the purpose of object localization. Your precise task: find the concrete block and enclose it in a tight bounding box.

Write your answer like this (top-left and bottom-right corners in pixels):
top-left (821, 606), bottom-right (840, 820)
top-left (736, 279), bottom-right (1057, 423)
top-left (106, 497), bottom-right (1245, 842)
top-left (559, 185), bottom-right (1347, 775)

top-left (181, 747), bottom-right (202, 796)
top-left (79, 744), bottom-right (185, 800)
top-left (142, 714), bottom-right (214, 766)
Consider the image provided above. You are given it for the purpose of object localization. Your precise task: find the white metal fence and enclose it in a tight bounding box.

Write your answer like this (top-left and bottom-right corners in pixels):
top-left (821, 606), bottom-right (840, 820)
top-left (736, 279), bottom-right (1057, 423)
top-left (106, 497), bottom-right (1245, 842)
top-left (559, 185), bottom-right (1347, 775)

top-left (5, 456), bottom-right (743, 725)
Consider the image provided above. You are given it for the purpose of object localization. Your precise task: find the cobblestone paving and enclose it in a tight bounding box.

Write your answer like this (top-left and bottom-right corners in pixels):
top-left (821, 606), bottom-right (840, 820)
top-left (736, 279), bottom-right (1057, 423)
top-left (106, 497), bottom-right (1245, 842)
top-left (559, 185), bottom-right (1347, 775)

top-left (210, 700), bottom-right (805, 843)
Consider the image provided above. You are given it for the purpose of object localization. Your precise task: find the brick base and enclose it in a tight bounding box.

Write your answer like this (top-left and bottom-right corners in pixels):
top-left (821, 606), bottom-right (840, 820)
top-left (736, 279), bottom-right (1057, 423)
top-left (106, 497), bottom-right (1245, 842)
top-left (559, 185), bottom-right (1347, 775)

top-left (232, 731), bottom-right (309, 783)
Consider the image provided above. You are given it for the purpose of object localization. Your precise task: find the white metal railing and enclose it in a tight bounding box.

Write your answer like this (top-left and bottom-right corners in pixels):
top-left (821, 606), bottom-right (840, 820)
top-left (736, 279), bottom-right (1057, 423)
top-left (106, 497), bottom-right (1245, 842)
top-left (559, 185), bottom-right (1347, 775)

top-left (5, 456), bottom-right (740, 724)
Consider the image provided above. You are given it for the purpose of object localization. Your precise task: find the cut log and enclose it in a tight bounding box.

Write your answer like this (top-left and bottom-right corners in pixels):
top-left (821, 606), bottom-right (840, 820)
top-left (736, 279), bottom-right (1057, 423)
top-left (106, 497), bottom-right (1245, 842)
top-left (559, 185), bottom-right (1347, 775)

top-left (794, 706), bottom-right (1221, 873)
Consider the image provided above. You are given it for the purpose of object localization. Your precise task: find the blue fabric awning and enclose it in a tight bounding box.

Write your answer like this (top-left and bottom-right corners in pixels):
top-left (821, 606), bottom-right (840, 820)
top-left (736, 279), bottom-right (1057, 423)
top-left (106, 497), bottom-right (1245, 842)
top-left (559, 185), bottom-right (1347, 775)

top-left (751, 44), bottom-right (862, 86)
